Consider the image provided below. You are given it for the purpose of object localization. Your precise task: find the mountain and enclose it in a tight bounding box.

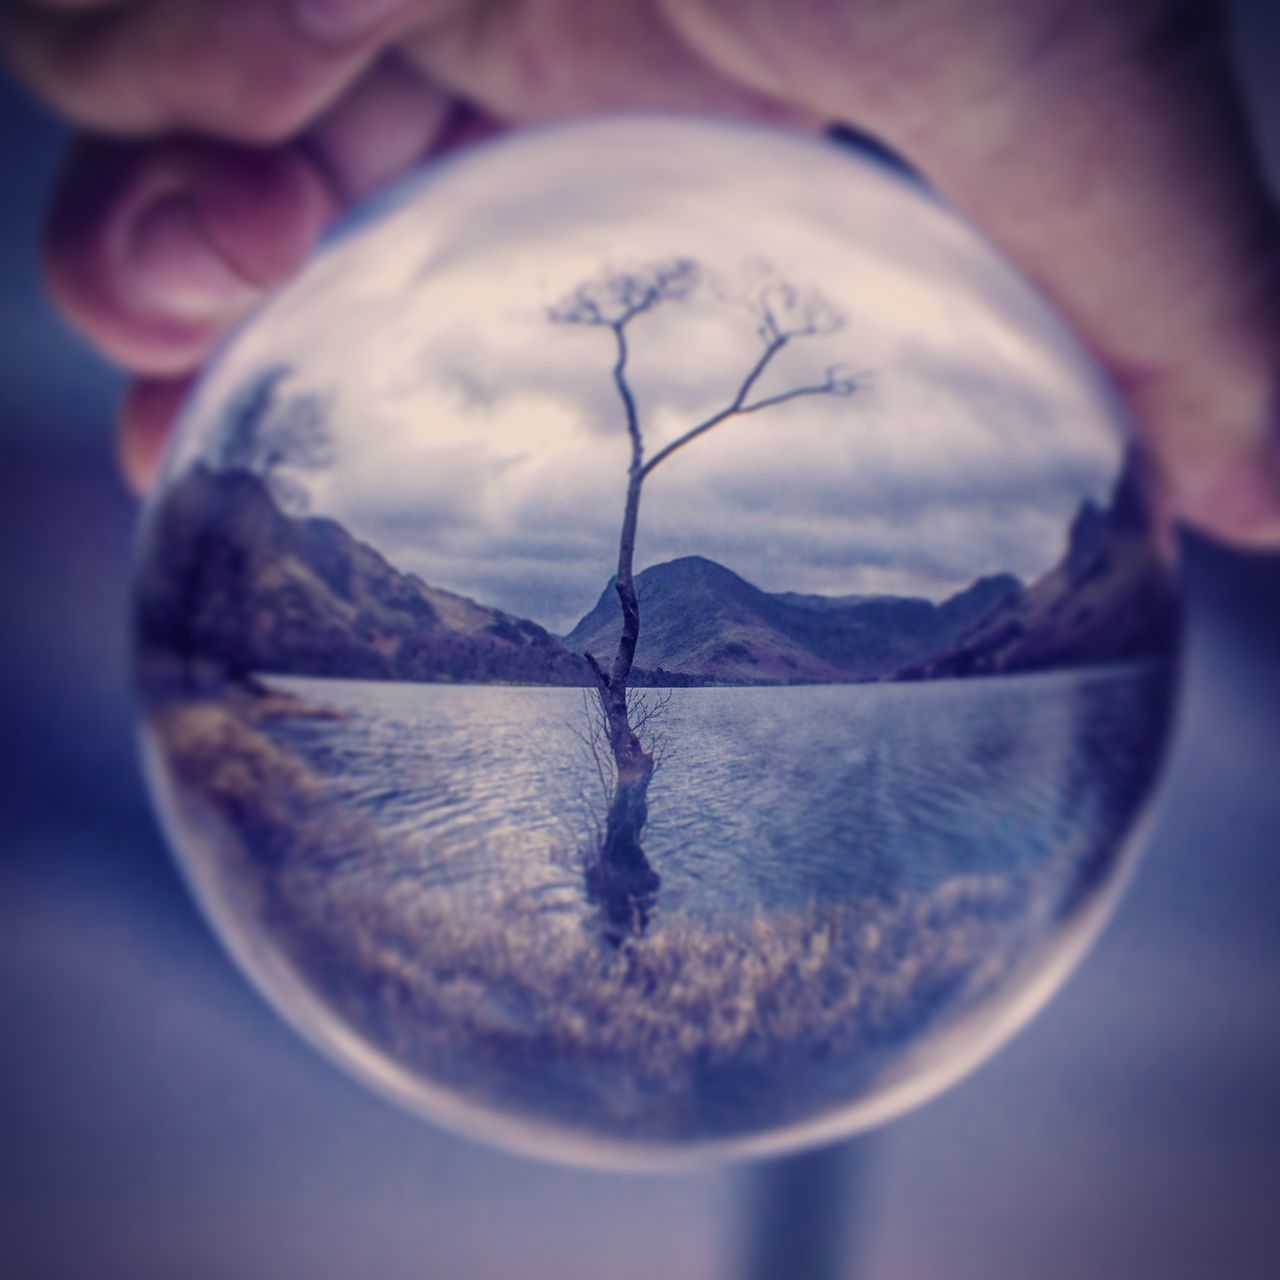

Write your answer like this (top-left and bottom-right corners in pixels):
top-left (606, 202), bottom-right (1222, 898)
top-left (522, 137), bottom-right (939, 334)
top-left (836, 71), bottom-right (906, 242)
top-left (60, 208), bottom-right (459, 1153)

top-left (137, 457), bottom-right (1177, 693)
top-left (564, 555), bottom-right (1023, 684)
top-left (136, 465), bottom-right (590, 686)
top-left (566, 458), bottom-right (1177, 684)
top-left (898, 460), bottom-right (1179, 678)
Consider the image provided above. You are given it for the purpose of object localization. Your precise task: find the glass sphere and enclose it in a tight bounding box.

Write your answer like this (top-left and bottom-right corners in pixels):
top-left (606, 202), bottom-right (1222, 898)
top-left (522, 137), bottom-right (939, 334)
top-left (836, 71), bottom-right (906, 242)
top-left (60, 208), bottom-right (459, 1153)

top-left (134, 117), bottom-right (1180, 1168)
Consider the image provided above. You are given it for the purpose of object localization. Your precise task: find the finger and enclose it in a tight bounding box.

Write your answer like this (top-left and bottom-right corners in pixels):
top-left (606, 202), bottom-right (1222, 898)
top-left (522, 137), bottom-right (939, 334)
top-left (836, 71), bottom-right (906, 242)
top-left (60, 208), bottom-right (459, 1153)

top-left (1, 0), bottom-right (447, 143)
top-left (903, 5), bottom-right (1280, 549)
top-left (305, 51), bottom-right (453, 201)
top-left (661, 0), bottom-right (1280, 547)
top-left (399, 0), bottom-right (821, 129)
top-left (70, 58), bottom-right (461, 481)
top-left (110, 109), bottom-right (503, 487)
top-left (119, 374), bottom-right (195, 495)
top-left (44, 136), bottom-right (338, 375)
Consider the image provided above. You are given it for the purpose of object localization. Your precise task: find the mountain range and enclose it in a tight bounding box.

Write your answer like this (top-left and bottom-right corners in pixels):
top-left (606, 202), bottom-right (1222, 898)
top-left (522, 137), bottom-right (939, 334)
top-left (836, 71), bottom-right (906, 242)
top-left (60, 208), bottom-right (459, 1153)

top-left (136, 465), bottom-right (589, 687)
top-left (136, 462), bottom-right (1177, 689)
top-left (895, 462), bottom-right (1178, 678)
top-left (565, 556), bottom-right (1023, 683)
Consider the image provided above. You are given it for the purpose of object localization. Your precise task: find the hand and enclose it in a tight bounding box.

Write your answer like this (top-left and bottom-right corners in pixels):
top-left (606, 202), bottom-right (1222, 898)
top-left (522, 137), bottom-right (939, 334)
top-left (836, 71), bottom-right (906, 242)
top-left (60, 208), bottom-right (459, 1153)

top-left (5, 0), bottom-right (1278, 547)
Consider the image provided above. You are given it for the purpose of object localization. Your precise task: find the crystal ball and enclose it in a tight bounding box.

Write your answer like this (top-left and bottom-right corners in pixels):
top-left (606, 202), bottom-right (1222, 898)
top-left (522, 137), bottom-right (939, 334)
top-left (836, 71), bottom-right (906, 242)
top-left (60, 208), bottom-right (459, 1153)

top-left (135, 117), bottom-right (1180, 1168)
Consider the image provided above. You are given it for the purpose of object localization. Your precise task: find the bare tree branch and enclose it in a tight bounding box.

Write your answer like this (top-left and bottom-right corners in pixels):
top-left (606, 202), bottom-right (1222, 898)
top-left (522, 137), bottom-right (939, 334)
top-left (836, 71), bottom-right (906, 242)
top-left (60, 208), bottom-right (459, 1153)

top-left (550, 261), bottom-right (706, 699)
top-left (567, 689), bottom-right (615, 811)
top-left (551, 258), bottom-right (862, 912)
top-left (642, 349), bottom-right (861, 480)
top-left (641, 332), bottom-right (788, 478)
top-left (738, 364), bottom-right (865, 415)
top-left (548, 259), bottom-right (698, 329)
top-left (611, 324), bottom-right (642, 467)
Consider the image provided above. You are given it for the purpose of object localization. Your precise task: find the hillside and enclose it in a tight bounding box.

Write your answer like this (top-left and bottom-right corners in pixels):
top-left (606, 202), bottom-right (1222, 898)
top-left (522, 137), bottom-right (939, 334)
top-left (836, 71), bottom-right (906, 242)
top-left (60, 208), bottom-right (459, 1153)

top-left (566, 458), bottom-right (1176, 684)
top-left (136, 458), bottom-right (1178, 692)
top-left (565, 556), bottom-right (1021, 684)
top-left (898, 461), bottom-right (1179, 678)
top-left (136, 465), bottom-right (590, 686)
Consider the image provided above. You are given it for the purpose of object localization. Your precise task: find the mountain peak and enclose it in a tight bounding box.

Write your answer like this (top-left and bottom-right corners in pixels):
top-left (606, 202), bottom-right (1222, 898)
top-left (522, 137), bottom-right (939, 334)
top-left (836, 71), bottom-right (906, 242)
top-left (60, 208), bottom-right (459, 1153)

top-left (649, 554), bottom-right (731, 572)
top-left (642, 555), bottom-right (760, 594)
top-left (144, 461), bottom-right (1176, 692)
top-left (565, 553), bottom-right (1029, 684)
top-left (638, 555), bottom-right (753, 587)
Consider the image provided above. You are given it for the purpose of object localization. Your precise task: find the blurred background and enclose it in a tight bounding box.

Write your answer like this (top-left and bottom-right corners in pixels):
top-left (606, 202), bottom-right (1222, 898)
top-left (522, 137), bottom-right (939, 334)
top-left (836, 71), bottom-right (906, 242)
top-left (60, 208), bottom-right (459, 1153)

top-left (2, 4), bottom-right (1279, 1278)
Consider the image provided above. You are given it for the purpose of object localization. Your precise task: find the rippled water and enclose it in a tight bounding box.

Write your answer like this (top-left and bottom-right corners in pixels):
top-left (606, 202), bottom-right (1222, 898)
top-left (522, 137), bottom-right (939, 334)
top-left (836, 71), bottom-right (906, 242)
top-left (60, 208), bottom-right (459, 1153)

top-left (144, 661), bottom-right (1177, 1151)
top-left (261, 664), bottom-right (1173, 926)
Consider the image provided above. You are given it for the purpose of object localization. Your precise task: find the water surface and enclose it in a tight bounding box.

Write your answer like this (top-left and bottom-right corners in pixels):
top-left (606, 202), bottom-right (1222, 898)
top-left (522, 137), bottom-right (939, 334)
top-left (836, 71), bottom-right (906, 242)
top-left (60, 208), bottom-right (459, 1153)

top-left (261, 665), bottom-right (1172, 926)
top-left (150, 663), bottom-right (1174, 1148)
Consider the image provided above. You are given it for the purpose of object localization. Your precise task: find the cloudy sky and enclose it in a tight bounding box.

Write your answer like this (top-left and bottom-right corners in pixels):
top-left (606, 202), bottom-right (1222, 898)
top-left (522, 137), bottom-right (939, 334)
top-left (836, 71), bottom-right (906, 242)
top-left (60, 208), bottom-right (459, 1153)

top-left (171, 117), bottom-right (1128, 633)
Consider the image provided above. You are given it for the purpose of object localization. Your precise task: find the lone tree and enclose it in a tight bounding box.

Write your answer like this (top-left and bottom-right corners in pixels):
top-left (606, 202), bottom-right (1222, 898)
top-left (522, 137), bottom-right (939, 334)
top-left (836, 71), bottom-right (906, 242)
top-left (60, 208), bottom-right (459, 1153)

top-left (549, 260), bottom-right (861, 928)
top-left (214, 364), bottom-right (334, 512)
top-left (160, 366), bottom-right (334, 687)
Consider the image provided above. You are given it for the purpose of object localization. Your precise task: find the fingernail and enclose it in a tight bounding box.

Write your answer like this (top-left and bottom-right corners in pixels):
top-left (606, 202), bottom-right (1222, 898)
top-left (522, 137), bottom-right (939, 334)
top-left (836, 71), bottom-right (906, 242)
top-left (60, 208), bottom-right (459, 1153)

top-left (127, 195), bottom-right (260, 321)
top-left (289, 0), bottom-right (403, 43)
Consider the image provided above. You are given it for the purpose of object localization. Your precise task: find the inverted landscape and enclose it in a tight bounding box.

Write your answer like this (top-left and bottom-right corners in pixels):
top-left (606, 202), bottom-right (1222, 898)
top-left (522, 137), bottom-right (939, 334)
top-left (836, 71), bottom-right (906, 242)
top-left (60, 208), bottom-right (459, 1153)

top-left (136, 252), bottom-right (1180, 1154)
top-left (138, 449), bottom-right (1173, 692)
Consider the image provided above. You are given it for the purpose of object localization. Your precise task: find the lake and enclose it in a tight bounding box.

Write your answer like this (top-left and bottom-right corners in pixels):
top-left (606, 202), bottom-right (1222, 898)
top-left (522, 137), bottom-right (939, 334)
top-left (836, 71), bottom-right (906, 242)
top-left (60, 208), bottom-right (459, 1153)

top-left (260, 665), bottom-right (1174, 927)
top-left (150, 662), bottom-right (1176, 1152)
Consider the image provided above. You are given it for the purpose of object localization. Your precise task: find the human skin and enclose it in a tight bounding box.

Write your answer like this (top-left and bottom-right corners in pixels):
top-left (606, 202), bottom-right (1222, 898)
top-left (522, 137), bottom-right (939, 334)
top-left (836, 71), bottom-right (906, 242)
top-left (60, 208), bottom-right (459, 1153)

top-left (2, 0), bottom-right (1277, 547)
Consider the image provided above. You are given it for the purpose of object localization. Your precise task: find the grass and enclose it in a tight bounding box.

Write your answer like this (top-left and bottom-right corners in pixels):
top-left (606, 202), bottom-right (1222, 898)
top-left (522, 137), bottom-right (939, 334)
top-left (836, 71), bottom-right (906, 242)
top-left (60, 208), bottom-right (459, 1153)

top-left (146, 686), bottom-right (1056, 1141)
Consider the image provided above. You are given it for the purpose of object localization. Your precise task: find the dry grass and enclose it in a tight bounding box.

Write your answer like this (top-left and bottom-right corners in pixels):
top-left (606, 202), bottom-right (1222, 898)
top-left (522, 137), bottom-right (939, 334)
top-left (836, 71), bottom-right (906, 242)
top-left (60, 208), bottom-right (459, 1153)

top-left (148, 691), bottom-right (1049, 1138)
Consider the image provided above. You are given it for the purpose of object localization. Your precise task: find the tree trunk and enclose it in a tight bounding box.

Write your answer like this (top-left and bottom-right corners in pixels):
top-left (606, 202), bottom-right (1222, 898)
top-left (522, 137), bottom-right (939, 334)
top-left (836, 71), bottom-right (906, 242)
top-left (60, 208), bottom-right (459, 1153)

top-left (597, 681), bottom-right (654, 868)
top-left (585, 459), bottom-right (660, 933)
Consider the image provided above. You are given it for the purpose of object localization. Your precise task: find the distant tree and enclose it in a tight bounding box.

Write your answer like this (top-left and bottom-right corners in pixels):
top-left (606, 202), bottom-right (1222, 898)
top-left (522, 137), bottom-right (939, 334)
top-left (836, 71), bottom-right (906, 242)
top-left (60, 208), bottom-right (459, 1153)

top-left (214, 365), bottom-right (334, 512)
top-left (549, 260), bottom-right (862, 930)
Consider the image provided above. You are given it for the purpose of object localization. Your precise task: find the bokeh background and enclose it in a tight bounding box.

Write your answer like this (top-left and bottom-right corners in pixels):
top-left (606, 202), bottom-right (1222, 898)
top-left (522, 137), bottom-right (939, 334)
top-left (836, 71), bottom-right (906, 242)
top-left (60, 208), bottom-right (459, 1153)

top-left (3, 5), bottom-right (1278, 1277)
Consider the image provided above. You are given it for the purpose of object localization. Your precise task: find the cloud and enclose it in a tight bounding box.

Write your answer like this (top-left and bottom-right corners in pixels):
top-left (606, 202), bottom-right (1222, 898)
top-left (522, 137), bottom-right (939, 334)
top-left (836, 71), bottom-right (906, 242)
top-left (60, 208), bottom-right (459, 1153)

top-left (170, 118), bottom-right (1127, 633)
